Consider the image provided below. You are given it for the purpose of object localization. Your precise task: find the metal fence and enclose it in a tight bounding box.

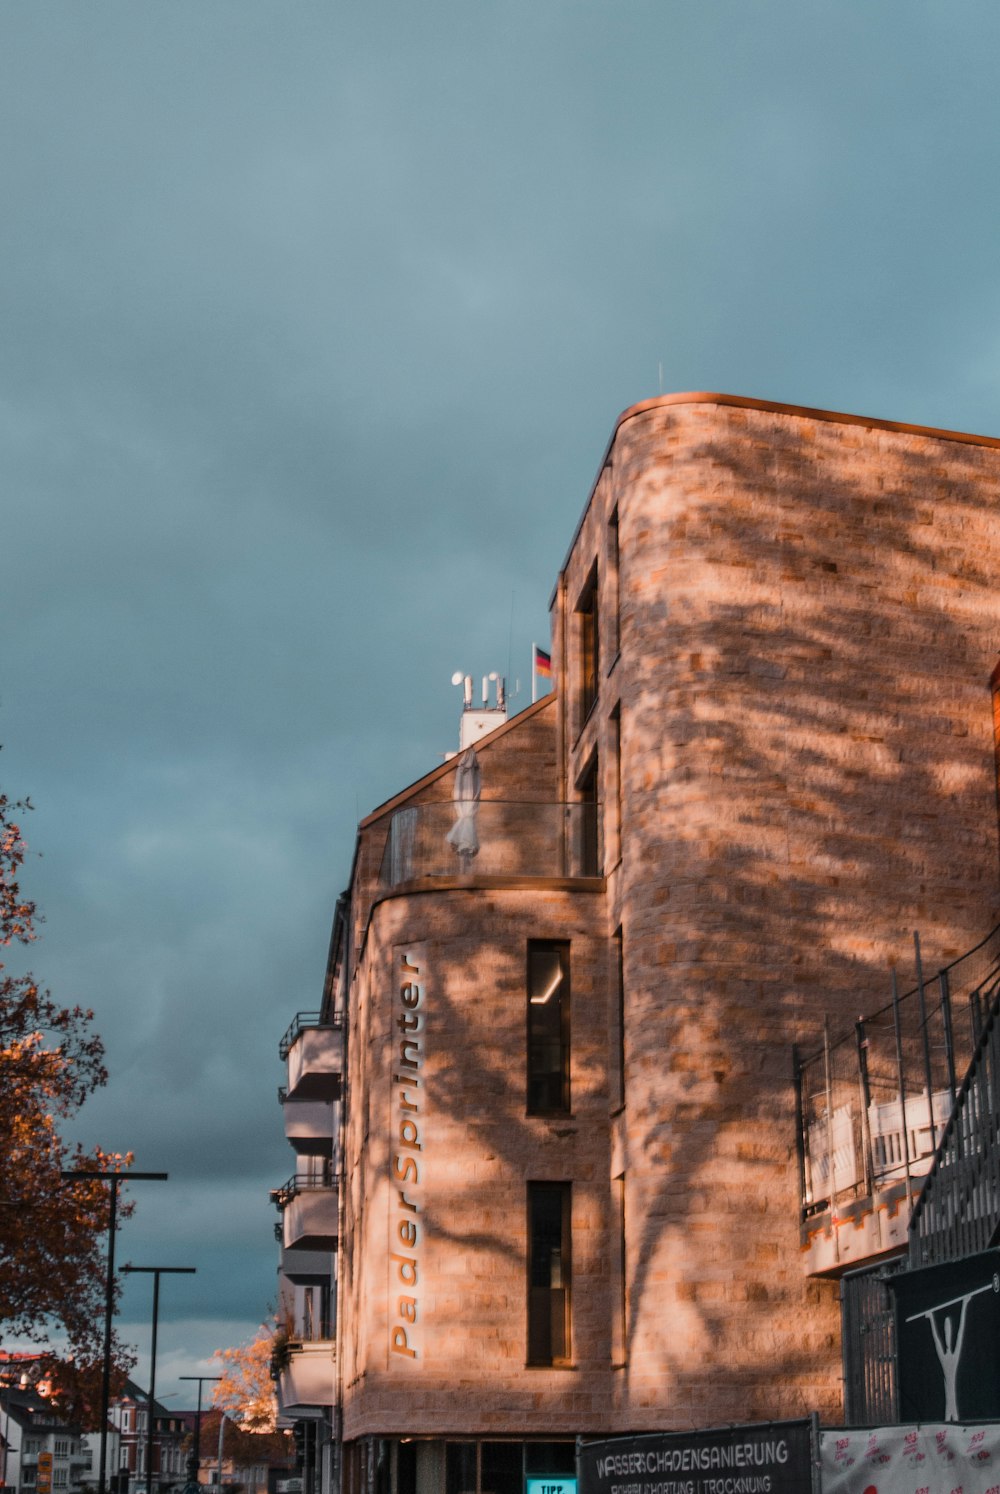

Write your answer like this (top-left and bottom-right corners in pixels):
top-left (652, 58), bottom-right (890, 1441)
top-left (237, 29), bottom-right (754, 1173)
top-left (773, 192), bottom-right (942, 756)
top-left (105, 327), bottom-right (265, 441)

top-left (841, 1259), bottom-right (904, 1425)
top-left (796, 925), bottom-right (1000, 1222)
top-left (909, 961), bottom-right (1000, 1268)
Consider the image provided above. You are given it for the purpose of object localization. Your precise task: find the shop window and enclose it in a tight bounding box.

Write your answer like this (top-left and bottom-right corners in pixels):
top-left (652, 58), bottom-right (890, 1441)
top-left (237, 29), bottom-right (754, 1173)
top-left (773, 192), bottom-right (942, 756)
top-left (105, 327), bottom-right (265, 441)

top-left (577, 565), bottom-right (599, 722)
top-left (481, 1443), bottom-right (522, 1494)
top-left (527, 1181), bottom-right (572, 1365)
top-left (527, 942), bottom-right (570, 1116)
top-left (446, 1443), bottom-right (477, 1494)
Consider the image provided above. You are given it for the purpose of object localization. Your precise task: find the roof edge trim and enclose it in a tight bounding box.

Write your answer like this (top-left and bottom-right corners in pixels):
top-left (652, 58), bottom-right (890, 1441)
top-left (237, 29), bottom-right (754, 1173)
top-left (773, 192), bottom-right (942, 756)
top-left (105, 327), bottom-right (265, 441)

top-left (549, 390), bottom-right (1000, 608)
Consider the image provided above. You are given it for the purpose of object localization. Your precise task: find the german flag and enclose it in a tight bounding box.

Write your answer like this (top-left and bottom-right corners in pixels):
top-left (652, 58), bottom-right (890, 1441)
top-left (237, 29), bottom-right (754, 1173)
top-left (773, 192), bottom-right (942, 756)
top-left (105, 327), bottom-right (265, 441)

top-left (533, 646), bottom-right (552, 678)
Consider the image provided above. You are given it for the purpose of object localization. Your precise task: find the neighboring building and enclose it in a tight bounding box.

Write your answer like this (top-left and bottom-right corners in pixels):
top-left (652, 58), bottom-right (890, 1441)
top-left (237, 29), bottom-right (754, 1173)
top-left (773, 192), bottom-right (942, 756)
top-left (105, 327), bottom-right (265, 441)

top-left (272, 394), bottom-right (1000, 1494)
top-left (0, 1382), bottom-right (103, 1494)
top-left (110, 1381), bottom-right (186, 1494)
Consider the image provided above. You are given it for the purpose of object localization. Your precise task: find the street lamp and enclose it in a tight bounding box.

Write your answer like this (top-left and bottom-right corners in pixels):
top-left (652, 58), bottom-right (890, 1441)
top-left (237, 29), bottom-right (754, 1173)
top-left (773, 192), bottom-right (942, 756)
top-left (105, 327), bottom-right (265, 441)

top-left (119, 1266), bottom-right (196, 1494)
top-left (60, 1169), bottom-right (168, 1494)
top-left (178, 1377), bottom-right (221, 1487)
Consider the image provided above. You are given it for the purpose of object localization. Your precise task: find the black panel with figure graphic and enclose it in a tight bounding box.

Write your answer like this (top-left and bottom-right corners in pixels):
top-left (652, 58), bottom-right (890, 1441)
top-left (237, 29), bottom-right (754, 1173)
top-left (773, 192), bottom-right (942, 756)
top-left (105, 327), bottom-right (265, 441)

top-left (891, 1249), bottom-right (1000, 1422)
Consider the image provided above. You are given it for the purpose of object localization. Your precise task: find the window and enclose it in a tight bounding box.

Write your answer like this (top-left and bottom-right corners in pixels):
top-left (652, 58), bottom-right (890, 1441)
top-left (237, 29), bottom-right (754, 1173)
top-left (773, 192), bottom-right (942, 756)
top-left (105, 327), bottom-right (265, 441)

top-left (610, 703), bottom-right (622, 865)
top-left (608, 506), bottom-right (620, 658)
top-left (576, 755), bottom-right (600, 877)
top-left (53, 1441), bottom-right (69, 1458)
top-left (612, 926), bottom-right (625, 1111)
top-left (577, 566), bottom-right (599, 722)
top-left (527, 1182), bottom-right (572, 1365)
top-left (527, 942), bottom-right (570, 1115)
top-left (612, 1173), bottom-right (627, 1366)
top-left (53, 1472), bottom-right (68, 1488)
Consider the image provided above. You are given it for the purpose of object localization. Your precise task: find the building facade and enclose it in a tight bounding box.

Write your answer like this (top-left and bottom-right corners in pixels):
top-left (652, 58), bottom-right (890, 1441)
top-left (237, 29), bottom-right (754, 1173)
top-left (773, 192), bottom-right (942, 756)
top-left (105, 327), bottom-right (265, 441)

top-left (273, 394), bottom-right (1000, 1494)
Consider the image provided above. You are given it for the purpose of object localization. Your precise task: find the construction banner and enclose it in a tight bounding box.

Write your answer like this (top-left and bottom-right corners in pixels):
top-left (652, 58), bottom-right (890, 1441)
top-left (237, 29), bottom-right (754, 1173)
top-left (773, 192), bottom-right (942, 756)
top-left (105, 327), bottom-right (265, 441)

top-left (821, 1422), bottom-right (1000, 1493)
top-left (578, 1421), bottom-right (815, 1494)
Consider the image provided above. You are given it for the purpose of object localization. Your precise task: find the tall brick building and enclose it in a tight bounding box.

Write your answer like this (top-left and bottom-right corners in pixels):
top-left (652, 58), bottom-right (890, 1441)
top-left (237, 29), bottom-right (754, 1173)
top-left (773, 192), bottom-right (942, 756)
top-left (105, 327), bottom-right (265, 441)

top-left (273, 394), bottom-right (1000, 1494)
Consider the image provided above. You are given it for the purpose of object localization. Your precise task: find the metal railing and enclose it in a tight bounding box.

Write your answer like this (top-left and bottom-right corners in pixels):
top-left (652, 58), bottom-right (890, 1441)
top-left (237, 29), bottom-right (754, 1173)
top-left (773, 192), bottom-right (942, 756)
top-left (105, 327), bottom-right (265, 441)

top-left (278, 1011), bottom-right (344, 1061)
top-left (269, 1168), bottom-right (338, 1210)
top-left (908, 965), bottom-right (1000, 1267)
top-left (796, 925), bottom-right (1000, 1221)
top-left (287, 1318), bottom-right (335, 1345)
top-left (377, 800), bottom-right (601, 888)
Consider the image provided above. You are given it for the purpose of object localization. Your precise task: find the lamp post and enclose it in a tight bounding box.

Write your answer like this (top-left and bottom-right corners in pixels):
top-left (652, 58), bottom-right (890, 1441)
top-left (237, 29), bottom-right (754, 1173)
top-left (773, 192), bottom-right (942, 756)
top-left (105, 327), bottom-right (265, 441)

top-left (120, 1266), bottom-right (196, 1494)
top-left (178, 1377), bottom-right (220, 1488)
top-left (60, 1169), bottom-right (168, 1494)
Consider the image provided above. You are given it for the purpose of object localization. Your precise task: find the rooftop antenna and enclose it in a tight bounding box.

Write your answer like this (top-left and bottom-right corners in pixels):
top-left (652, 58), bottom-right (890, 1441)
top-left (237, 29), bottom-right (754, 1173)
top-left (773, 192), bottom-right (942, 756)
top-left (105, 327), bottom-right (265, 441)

top-left (451, 671), bottom-right (473, 710)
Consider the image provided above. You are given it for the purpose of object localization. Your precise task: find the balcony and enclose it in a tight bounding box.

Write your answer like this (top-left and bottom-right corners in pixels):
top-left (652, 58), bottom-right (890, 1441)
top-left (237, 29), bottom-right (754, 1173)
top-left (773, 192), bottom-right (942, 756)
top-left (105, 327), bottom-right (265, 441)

top-left (275, 1343), bottom-right (334, 1416)
top-left (377, 800), bottom-right (601, 889)
top-left (271, 1171), bottom-right (339, 1250)
top-left (796, 925), bottom-right (1000, 1275)
top-left (280, 1013), bottom-right (343, 1102)
top-left (280, 1245), bottom-right (334, 1282)
top-left (279, 1091), bottom-right (337, 1158)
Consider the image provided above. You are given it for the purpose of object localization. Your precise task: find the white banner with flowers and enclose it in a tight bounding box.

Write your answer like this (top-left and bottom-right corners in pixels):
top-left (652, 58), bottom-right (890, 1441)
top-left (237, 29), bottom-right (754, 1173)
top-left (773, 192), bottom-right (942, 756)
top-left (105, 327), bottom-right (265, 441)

top-left (821, 1423), bottom-right (1000, 1494)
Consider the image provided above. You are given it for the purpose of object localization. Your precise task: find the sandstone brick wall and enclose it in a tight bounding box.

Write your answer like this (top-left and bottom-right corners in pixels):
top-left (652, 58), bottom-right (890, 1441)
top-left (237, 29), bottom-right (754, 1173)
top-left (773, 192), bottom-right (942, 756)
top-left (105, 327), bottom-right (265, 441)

top-left (338, 393), bottom-right (1000, 1451)
top-left (554, 394), bottom-right (1000, 1427)
top-left (340, 883), bottom-right (609, 1442)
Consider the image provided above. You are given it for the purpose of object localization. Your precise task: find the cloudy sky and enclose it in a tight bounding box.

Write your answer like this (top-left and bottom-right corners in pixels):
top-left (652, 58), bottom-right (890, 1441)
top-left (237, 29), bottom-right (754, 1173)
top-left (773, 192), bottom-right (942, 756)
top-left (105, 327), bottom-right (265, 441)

top-left (4, 0), bottom-right (1000, 1400)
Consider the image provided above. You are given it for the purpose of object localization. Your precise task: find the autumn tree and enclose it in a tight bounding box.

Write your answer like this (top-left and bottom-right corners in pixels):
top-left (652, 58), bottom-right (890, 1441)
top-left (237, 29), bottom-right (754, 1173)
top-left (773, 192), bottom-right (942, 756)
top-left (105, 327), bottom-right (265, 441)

top-left (0, 767), bottom-right (133, 1419)
top-left (212, 1330), bottom-right (282, 1434)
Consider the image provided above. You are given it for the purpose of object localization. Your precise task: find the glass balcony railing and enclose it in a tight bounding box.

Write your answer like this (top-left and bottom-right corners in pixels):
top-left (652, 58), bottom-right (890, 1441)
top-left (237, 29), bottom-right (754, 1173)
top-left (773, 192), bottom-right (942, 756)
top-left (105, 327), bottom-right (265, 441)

top-left (378, 800), bottom-right (601, 888)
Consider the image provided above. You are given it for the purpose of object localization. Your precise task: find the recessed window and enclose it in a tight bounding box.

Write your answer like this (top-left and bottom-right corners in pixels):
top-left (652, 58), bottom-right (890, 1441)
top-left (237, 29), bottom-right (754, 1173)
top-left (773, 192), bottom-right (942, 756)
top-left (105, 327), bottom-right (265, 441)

top-left (577, 755), bottom-right (600, 877)
top-left (608, 506), bottom-right (620, 659)
top-left (612, 926), bottom-right (625, 1111)
top-left (577, 566), bottom-right (599, 722)
top-left (527, 1181), bottom-right (572, 1365)
top-left (613, 1173), bottom-right (627, 1366)
top-left (527, 942), bottom-right (570, 1115)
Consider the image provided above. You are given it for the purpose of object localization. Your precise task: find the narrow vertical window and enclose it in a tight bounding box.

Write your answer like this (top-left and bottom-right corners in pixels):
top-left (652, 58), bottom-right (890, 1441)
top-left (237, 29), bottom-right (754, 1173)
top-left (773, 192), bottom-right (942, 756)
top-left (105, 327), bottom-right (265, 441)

top-left (577, 753), bottom-right (600, 877)
top-left (610, 703), bottom-right (622, 865)
top-left (612, 926), bottom-right (625, 1111)
top-left (527, 1181), bottom-right (572, 1365)
top-left (608, 506), bottom-right (620, 658)
top-left (986, 660), bottom-right (992, 872)
top-left (527, 942), bottom-right (570, 1115)
top-left (578, 565), bottom-right (599, 721)
top-left (613, 1173), bottom-right (627, 1366)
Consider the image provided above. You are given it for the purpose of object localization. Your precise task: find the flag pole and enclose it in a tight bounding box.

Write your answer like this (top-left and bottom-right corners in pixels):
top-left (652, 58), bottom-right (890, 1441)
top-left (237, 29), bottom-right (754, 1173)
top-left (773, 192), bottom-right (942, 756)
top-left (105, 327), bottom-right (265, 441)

top-left (531, 642), bottom-right (538, 704)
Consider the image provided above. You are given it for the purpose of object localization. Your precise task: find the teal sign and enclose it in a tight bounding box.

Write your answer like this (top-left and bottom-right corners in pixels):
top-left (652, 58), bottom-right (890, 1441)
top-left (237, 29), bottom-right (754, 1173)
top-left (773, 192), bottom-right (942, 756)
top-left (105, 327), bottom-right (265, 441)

top-left (527, 1480), bottom-right (577, 1494)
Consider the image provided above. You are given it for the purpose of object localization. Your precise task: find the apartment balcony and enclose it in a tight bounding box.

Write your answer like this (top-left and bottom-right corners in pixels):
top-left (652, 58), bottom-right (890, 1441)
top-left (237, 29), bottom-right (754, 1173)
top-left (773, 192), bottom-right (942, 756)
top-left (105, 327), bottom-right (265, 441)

top-left (275, 1342), bottom-right (335, 1417)
top-left (279, 1090), bottom-right (337, 1158)
top-left (280, 1244), bottom-right (334, 1282)
top-left (271, 1171), bottom-right (339, 1250)
top-left (279, 1013), bottom-right (343, 1102)
top-left (377, 800), bottom-right (602, 889)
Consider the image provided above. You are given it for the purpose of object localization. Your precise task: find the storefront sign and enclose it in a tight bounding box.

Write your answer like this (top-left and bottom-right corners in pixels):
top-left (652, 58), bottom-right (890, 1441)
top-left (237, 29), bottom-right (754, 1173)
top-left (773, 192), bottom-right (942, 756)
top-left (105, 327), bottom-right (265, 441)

top-left (528, 1478), bottom-right (577, 1494)
top-left (579, 1422), bottom-right (813, 1494)
top-left (389, 946), bottom-right (426, 1364)
top-left (820, 1422), bottom-right (1000, 1493)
